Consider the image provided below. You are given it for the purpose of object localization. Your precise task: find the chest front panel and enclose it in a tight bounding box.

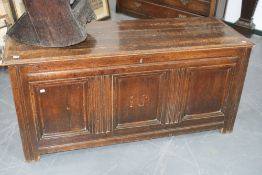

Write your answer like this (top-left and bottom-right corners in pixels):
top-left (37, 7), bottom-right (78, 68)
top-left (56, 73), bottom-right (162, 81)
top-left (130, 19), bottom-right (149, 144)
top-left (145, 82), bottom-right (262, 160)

top-left (5, 17), bottom-right (253, 161)
top-left (18, 54), bottom-right (238, 150)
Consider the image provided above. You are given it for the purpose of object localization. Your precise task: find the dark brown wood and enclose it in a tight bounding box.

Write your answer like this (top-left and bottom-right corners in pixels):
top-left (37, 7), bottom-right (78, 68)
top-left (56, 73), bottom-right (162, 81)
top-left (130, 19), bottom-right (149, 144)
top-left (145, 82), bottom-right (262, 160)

top-left (235, 0), bottom-right (258, 29)
top-left (3, 17), bottom-right (253, 162)
top-left (116, 0), bottom-right (217, 18)
top-left (6, 0), bottom-right (96, 47)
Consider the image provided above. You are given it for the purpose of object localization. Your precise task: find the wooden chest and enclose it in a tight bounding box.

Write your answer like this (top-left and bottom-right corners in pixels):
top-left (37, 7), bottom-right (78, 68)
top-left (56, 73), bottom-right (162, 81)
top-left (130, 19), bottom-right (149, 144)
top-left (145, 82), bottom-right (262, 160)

top-left (3, 18), bottom-right (253, 162)
top-left (116, 0), bottom-right (217, 18)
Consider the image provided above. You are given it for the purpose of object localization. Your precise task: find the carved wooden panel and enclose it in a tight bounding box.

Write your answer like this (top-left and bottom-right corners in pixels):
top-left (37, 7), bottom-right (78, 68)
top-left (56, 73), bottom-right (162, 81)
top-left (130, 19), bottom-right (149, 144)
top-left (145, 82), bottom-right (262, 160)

top-left (87, 75), bottom-right (113, 134)
top-left (30, 80), bottom-right (88, 139)
top-left (183, 64), bottom-right (236, 120)
top-left (162, 68), bottom-right (187, 124)
top-left (4, 17), bottom-right (253, 162)
top-left (29, 74), bottom-right (113, 139)
top-left (113, 71), bottom-right (167, 130)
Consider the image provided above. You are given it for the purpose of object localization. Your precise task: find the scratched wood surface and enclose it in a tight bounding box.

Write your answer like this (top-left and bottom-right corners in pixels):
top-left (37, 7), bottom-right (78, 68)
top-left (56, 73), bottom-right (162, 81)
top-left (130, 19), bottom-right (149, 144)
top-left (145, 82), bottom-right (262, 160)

top-left (3, 17), bottom-right (253, 65)
top-left (4, 18), bottom-right (254, 161)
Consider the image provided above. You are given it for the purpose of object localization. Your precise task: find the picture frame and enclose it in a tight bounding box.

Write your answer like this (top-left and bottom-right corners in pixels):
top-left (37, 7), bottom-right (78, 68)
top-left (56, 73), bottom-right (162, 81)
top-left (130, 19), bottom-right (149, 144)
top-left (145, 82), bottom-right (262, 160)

top-left (0, 0), bottom-right (15, 25)
top-left (90, 0), bottom-right (110, 20)
top-left (12, 0), bottom-right (26, 19)
top-left (0, 0), bottom-right (14, 64)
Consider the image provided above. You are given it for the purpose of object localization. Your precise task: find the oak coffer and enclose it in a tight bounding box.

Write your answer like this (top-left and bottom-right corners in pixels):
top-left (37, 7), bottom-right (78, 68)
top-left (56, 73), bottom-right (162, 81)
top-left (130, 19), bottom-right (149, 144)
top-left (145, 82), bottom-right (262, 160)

top-left (116, 0), bottom-right (217, 18)
top-left (3, 17), bottom-right (254, 161)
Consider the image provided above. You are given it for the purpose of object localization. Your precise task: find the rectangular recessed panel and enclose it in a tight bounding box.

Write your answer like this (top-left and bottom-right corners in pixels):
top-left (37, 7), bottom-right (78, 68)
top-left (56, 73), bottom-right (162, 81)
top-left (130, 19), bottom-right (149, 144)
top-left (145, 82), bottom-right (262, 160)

top-left (114, 72), bottom-right (163, 129)
top-left (35, 83), bottom-right (86, 135)
top-left (185, 66), bottom-right (232, 117)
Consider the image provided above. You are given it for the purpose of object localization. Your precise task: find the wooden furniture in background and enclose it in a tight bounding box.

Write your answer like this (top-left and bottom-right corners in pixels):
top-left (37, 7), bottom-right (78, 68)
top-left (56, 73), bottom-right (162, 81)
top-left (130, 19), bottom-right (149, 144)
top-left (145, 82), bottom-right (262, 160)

top-left (3, 17), bottom-right (253, 161)
top-left (234, 0), bottom-right (258, 35)
top-left (116, 0), bottom-right (217, 18)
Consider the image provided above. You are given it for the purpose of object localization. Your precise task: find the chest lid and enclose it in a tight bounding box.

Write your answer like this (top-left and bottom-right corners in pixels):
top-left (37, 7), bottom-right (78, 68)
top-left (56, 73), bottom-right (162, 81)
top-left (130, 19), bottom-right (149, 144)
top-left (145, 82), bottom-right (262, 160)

top-left (3, 17), bottom-right (254, 65)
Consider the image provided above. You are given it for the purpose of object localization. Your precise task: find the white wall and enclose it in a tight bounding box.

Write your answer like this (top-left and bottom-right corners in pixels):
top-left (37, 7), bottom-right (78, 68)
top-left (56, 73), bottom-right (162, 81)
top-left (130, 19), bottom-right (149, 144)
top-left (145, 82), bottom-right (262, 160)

top-left (0, 27), bottom-right (7, 47)
top-left (253, 0), bottom-right (262, 30)
top-left (224, 0), bottom-right (262, 31)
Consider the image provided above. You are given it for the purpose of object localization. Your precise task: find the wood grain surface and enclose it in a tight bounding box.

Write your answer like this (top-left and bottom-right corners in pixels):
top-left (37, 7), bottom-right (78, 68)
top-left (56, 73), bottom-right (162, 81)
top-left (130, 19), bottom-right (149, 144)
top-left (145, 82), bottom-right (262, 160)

top-left (3, 17), bottom-right (253, 65)
top-left (4, 18), bottom-right (254, 161)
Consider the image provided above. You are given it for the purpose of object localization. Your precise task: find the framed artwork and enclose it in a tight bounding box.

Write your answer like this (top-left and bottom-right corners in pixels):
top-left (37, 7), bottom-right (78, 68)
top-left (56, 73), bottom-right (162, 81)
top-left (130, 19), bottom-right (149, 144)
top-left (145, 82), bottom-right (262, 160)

top-left (12, 0), bottom-right (26, 19)
top-left (0, 21), bottom-right (7, 65)
top-left (0, 0), bottom-right (25, 25)
top-left (0, 0), bottom-right (13, 62)
top-left (0, 0), bottom-right (25, 65)
top-left (0, 0), bottom-right (15, 25)
top-left (90, 0), bottom-right (110, 20)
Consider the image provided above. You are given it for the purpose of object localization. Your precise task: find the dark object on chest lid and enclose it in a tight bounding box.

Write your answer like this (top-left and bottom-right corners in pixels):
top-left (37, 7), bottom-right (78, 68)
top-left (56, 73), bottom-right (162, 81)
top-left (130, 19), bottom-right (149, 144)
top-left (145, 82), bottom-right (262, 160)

top-left (7, 0), bottom-right (96, 47)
